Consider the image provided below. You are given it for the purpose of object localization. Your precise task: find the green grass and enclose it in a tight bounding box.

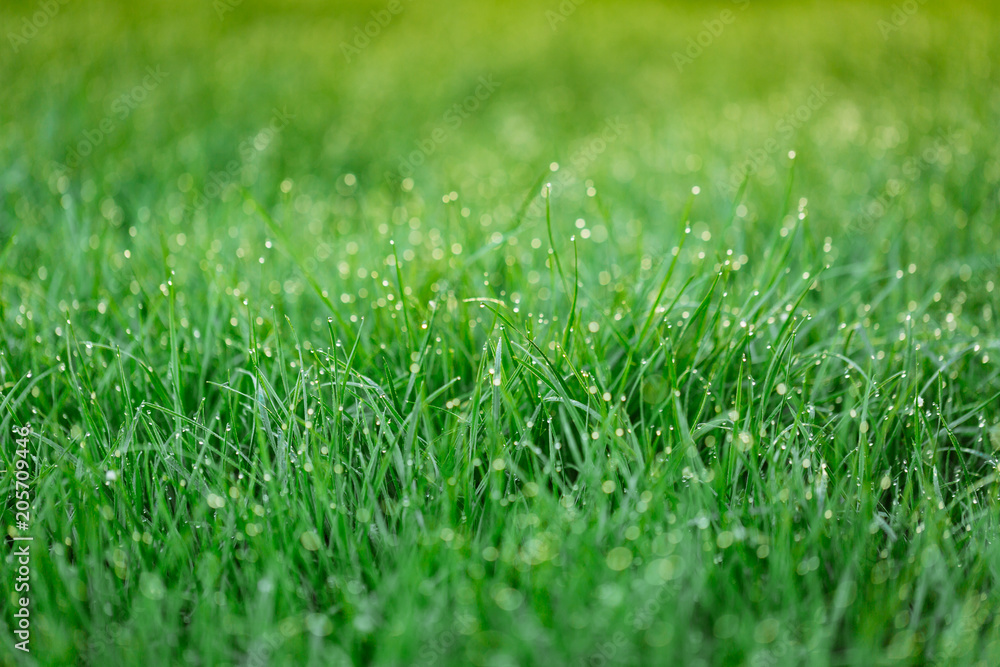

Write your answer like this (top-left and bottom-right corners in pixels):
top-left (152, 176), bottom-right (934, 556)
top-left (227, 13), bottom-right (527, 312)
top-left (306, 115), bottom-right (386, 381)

top-left (2, 0), bottom-right (1000, 665)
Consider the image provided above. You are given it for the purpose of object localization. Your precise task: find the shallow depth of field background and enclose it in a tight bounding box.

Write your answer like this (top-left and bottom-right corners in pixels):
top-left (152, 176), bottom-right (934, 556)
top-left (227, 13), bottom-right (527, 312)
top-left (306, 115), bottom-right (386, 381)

top-left (2, 0), bottom-right (1000, 665)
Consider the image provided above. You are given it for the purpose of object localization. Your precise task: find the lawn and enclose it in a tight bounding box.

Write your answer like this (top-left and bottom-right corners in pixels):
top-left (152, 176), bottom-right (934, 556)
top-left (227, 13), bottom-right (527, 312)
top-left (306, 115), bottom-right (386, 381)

top-left (2, 0), bottom-right (1000, 665)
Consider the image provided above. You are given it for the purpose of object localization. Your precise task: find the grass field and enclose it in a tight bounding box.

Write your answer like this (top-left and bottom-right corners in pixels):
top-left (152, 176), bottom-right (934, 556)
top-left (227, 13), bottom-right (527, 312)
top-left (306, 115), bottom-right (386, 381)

top-left (2, 0), bottom-right (1000, 665)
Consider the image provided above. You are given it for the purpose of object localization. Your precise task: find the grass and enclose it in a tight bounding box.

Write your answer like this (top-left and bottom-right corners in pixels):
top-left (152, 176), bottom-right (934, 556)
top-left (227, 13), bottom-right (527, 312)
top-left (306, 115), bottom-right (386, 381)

top-left (2, 0), bottom-right (1000, 665)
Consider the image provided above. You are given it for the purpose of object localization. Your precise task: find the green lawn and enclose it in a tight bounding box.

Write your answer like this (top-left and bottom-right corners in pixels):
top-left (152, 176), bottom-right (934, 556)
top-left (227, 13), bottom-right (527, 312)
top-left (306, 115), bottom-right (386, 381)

top-left (2, 0), bottom-right (1000, 665)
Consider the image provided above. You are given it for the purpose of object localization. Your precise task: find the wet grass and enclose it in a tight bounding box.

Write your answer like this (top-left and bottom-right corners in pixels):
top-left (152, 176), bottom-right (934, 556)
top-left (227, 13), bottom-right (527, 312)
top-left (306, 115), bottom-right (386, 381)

top-left (1, 0), bottom-right (1000, 665)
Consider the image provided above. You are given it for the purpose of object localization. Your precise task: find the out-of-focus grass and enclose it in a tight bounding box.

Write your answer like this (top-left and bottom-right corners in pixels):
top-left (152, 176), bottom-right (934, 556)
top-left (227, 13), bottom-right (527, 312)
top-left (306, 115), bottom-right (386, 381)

top-left (2, 0), bottom-right (1000, 665)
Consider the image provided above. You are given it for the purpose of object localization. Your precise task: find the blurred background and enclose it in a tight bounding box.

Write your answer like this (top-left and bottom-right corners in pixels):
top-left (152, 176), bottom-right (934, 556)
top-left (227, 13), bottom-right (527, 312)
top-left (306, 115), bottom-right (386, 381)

top-left (3, 0), bottom-right (998, 267)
